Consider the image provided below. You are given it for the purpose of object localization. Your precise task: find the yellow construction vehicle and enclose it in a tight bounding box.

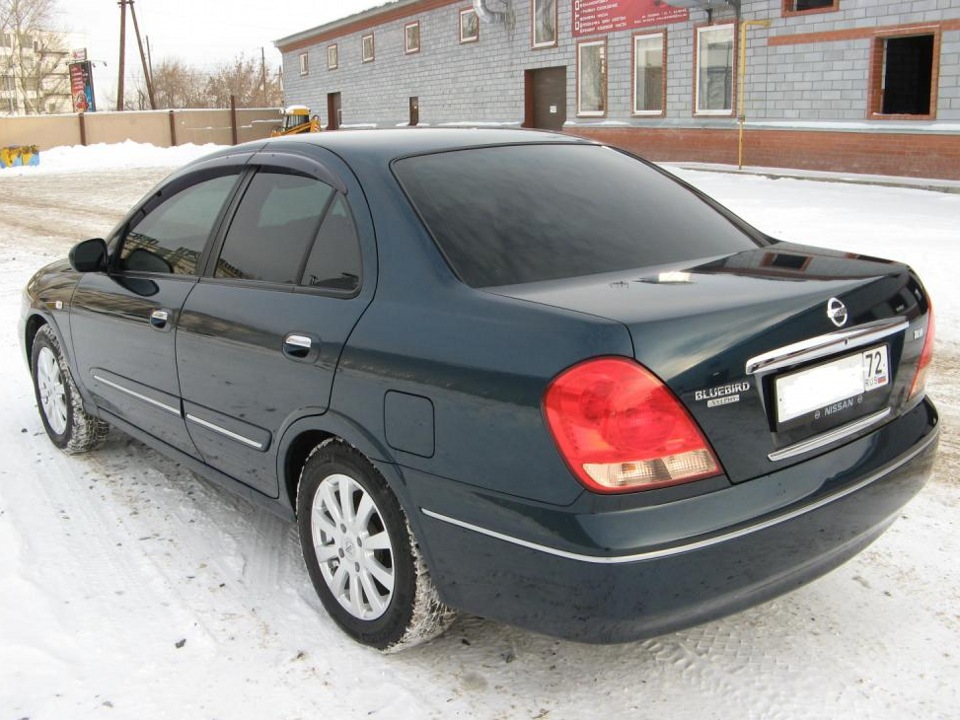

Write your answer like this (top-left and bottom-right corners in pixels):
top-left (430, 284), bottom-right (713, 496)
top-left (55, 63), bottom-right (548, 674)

top-left (271, 105), bottom-right (321, 136)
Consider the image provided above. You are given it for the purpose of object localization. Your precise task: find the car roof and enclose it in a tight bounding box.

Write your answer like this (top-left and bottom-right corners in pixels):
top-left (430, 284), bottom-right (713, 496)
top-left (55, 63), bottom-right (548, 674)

top-left (259, 127), bottom-right (597, 163)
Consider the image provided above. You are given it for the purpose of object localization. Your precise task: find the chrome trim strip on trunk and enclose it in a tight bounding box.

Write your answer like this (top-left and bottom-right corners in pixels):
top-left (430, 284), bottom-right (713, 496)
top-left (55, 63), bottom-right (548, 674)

top-left (768, 408), bottom-right (891, 462)
top-left (420, 427), bottom-right (937, 565)
top-left (185, 413), bottom-right (264, 450)
top-left (745, 316), bottom-right (909, 376)
top-left (91, 373), bottom-right (181, 416)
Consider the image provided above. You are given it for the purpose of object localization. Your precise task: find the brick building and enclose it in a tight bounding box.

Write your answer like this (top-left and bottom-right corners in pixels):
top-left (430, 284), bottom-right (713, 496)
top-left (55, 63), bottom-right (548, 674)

top-left (276, 1), bottom-right (960, 179)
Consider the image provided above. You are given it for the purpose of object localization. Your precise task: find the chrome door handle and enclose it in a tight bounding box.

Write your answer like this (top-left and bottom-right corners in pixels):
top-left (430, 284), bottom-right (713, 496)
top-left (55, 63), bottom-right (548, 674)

top-left (150, 309), bottom-right (170, 330)
top-left (282, 333), bottom-right (316, 360)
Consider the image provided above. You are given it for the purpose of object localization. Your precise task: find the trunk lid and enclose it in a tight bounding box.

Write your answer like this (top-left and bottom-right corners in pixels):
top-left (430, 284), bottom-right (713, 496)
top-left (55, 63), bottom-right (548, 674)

top-left (489, 243), bottom-right (932, 482)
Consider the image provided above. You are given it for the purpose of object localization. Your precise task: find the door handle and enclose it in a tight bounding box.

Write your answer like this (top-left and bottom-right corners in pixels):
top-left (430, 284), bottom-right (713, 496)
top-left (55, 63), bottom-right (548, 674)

top-left (150, 309), bottom-right (171, 330)
top-left (282, 333), bottom-right (318, 361)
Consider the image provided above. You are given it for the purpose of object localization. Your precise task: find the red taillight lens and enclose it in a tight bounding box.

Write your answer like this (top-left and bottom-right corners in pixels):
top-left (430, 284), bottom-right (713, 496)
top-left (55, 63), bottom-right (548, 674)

top-left (543, 357), bottom-right (721, 493)
top-left (909, 303), bottom-right (935, 400)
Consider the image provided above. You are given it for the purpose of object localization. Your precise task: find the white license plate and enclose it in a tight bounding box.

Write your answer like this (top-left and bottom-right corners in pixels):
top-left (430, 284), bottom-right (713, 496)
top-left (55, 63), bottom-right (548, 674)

top-left (776, 345), bottom-right (889, 424)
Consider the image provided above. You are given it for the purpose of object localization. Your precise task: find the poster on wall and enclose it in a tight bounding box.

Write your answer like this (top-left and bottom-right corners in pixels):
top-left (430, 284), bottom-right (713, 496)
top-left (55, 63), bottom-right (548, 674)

top-left (572, 0), bottom-right (689, 37)
top-left (69, 60), bottom-right (97, 113)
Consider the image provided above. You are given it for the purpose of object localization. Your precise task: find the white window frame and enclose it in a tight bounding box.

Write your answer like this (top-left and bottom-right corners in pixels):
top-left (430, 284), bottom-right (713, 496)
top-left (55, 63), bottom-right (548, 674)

top-left (532, 0), bottom-right (557, 49)
top-left (633, 32), bottom-right (665, 116)
top-left (577, 38), bottom-right (607, 117)
top-left (695, 24), bottom-right (735, 116)
top-left (405, 21), bottom-right (421, 54)
top-left (362, 33), bottom-right (375, 63)
top-left (459, 8), bottom-right (479, 44)
top-left (298, 52), bottom-right (309, 76)
top-left (327, 44), bottom-right (338, 70)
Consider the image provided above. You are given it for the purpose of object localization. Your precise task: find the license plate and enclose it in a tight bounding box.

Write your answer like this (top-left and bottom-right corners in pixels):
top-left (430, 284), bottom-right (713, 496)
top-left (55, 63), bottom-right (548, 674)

top-left (776, 345), bottom-right (889, 424)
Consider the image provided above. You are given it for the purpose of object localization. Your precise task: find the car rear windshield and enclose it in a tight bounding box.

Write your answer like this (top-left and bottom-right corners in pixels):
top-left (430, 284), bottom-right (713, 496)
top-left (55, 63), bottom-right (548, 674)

top-left (393, 144), bottom-right (761, 287)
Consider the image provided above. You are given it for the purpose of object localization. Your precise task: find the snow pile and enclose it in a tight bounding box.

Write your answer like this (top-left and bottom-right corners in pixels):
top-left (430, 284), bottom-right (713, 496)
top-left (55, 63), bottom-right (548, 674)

top-left (0, 140), bottom-right (227, 175)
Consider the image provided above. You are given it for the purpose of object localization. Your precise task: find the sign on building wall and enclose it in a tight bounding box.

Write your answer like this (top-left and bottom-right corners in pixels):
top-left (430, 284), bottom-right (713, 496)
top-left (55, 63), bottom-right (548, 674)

top-left (69, 60), bottom-right (96, 113)
top-left (572, 0), bottom-right (688, 37)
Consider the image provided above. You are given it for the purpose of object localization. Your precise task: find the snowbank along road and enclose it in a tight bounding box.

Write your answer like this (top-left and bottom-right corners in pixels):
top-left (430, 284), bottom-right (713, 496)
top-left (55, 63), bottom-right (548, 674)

top-left (1, 157), bottom-right (958, 720)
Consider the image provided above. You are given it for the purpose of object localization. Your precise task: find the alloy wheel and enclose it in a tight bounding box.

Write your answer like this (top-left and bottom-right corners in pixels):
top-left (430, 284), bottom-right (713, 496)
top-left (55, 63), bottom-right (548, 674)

top-left (37, 346), bottom-right (67, 435)
top-left (311, 473), bottom-right (396, 621)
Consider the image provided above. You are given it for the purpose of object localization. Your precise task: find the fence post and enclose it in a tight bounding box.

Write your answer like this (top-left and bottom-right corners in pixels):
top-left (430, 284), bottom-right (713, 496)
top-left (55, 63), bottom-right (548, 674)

top-left (230, 95), bottom-right (238, 145)
top-left (78, 112), bottom-right (87, 146)
top-left (168, 109), bottom-right (177, 147)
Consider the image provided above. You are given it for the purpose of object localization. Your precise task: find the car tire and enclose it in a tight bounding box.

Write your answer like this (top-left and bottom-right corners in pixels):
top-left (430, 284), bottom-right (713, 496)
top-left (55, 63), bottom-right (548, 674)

top-left (297, 440), bottom-right (456, 651)
top-left (30, 324), bottom-right (109, 454)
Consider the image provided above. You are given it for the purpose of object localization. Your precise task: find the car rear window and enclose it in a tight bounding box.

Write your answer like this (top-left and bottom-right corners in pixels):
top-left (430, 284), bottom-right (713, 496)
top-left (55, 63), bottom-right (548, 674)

top-left (393, 144), bottom-right (760, 287)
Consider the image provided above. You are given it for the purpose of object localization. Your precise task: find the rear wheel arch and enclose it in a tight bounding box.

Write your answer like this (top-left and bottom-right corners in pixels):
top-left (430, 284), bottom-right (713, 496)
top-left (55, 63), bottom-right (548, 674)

top-left (277, 413), bottom-right (401, 517)
top-left (295, 439), bottom-right (456, 650)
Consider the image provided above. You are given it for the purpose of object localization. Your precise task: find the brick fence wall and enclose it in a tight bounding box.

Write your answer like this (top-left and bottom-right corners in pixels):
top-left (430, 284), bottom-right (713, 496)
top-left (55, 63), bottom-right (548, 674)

top-left (0, 108), bottom-right (281, 151)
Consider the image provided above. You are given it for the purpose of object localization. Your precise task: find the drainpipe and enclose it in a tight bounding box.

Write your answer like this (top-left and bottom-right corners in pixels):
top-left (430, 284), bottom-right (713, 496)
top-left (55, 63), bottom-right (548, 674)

top-left (738, 19), bottom-right (770, 169)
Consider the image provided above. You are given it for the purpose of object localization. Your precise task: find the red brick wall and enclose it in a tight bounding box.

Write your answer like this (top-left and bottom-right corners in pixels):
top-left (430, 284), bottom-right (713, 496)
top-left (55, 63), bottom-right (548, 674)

top-left (568, 127), bottom-right (960, 180)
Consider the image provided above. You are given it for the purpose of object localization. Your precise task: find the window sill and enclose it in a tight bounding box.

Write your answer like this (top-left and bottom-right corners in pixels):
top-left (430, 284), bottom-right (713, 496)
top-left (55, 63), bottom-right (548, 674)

top-left (869, 113), bottom-right (937, 121)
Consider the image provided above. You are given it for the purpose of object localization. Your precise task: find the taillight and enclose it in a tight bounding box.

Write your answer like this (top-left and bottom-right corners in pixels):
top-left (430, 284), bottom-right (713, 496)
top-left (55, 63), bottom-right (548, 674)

top-left (543, 357), bottom-right (721, 493)
top-left (909, 303), bottom-right (935, 400)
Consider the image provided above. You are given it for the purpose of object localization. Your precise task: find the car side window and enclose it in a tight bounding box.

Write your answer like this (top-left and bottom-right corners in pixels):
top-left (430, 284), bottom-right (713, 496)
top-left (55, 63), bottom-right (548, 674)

top-left (215, 170), bottom-right (334, 284)
top-left (300, 194), bottom-right (362, 292)
top-left (119, 173), bottom-right (239, 275)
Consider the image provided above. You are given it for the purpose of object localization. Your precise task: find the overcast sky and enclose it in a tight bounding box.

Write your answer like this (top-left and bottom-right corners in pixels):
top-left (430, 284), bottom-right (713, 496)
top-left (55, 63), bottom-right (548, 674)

top-left (55, 0), bottom-right (382, 105)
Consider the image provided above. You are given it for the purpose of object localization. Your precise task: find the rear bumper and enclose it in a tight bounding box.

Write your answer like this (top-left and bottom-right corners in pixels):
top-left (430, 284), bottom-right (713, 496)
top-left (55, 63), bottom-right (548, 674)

top-left (404, 397), bottom-right (938, 642)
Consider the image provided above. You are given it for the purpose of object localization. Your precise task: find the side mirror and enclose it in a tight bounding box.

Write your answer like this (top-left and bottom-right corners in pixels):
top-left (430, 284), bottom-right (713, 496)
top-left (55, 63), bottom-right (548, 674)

top-left (69, 238), bottom-right (108, 273)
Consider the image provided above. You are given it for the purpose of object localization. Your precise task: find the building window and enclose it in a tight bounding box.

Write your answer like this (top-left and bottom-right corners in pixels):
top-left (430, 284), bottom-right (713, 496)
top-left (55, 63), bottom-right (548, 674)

top-left (634, 32), bottom-right (665, 115)
top-left (405, 21), bottom-right (420, 54)
top-left (460, 8), bottom-right (479, 44)
top-left (327, 44), bottom-right (338, 70)
top-left (870, 32), bottom-right (939, 119)
top-left (299, 52), bottom-right (309, 76)
top-left (577, 38), bottom-right (606, 117)
top-left (695, 24), bottom-right (734, 115)
top-left (783, 0), bottom-right (839, 14)
top-left (532, 0), bottom-right (557, 48)
top-left (362, 33), bottom-right (375, 63)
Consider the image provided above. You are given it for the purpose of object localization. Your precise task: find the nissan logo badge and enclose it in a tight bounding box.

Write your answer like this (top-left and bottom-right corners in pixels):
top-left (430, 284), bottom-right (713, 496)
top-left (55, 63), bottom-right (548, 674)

top-left (827, 297), bottom-right (848, 327)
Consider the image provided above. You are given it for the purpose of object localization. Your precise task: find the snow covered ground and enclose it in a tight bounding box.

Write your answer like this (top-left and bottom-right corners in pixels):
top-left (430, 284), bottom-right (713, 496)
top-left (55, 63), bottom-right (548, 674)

top-left (1, 144), bottom-right (958, 720)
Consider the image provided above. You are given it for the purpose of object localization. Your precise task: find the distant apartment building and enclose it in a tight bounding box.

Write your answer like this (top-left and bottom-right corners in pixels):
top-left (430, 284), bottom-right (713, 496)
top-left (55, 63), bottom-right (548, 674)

top-left (0, 29), bottom-right (72, 115)
top-left (277, 0), bottom-right (960, 180)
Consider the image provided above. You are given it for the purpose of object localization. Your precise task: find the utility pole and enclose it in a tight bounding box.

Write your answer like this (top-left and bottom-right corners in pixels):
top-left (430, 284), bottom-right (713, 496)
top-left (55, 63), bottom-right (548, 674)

top-left (116, 0), bottom-right (127, 110)
top-left (261, 46), bottom-right (267, 107)
top-left (146, 35), bottom-right (154, 91)
top-left (129, 2), bottom-right (155, 109)
top-left (115, 0), bottom-right (155, 111)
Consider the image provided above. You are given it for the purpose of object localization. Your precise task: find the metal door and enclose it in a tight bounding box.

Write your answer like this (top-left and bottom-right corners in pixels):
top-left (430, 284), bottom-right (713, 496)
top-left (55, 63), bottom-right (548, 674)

top-left (526, 67), bottom-right (566, 131)
top-left (327, 92), bottom-right (342, 130)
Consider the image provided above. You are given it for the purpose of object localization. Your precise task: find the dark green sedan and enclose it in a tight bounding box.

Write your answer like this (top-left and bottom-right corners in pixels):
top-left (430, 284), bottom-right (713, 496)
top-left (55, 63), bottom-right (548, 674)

top-left (20, 129), bottom-right (938, 650)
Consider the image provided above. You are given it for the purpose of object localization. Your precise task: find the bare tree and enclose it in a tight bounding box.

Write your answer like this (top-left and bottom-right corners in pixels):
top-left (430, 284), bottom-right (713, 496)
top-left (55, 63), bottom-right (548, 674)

top-left (0, 0), bottom-right (69, 114)
top-left (205, 53), bottom-right (282, 108)
top-left (145, 58), bottom-right (209, 109)
top-left (131, 54), bottom-right (282, 110)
